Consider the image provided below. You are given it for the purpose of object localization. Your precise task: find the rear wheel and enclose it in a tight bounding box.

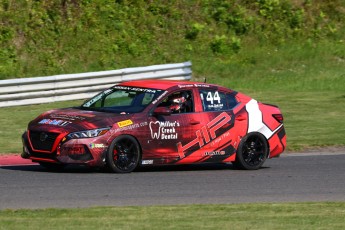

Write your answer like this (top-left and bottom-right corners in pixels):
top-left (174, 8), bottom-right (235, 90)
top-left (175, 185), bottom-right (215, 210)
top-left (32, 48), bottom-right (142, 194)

top-left (106, 135), bottom-right (141, 173)
top-left (233, 133), bottom-right (268, 170)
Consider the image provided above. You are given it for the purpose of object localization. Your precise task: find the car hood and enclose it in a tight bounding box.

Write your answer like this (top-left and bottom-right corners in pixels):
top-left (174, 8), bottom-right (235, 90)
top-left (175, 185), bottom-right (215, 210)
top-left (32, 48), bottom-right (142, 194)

top-left (29, 107), bottom-right (135, 133)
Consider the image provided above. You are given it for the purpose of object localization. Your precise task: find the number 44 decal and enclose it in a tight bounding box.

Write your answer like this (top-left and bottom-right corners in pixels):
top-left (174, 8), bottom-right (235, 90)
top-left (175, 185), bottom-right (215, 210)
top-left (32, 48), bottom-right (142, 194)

top-left (200, 91), bottom-right (221, 104)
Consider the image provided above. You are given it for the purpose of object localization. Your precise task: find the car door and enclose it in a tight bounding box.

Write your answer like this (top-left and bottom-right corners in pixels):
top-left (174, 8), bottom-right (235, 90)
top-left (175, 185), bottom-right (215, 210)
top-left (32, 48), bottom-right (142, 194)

top-left (192, 88), bottom-right (238, 163)
top-left (145, 89), bottom-right (205, 164)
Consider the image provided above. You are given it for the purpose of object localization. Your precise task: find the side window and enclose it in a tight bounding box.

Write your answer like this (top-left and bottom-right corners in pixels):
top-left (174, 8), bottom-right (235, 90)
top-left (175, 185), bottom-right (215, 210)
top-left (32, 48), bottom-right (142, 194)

top-left (157, 90), bottom-right (193, 114)
top-left (226, 93), bottom-right (238, 109)
top-left (200, 90), bottom-right (236, 111)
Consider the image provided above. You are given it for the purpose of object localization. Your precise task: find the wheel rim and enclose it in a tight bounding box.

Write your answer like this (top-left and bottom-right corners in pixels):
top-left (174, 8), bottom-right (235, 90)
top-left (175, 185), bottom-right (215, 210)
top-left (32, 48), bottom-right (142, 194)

top-left (112, 138), bottom-right (138, 171)
top-left (242, 135), bottom-right (266, 167)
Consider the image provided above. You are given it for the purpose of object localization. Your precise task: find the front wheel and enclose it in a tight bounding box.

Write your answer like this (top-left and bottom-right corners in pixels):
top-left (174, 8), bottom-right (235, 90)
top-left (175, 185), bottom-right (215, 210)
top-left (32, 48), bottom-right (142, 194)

top-left (106, 135), bottom-right (141, 173)
top-left (233, 133), bottom-right (269, 170)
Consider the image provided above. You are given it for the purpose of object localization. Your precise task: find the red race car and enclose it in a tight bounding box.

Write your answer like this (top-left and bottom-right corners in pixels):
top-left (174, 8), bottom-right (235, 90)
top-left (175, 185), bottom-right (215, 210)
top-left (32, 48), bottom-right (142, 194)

top-left (22, 80), bottom-right (286, 172)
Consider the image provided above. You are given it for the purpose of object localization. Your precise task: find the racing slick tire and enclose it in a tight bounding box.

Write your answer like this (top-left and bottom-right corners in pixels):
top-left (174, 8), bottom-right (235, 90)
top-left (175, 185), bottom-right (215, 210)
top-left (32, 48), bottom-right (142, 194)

top-left (106, 135), bottom-right (141, 173)
top-left (39, 162), bottom-right (65, 171)
top-left (233, 132), bottom-right (269, 170)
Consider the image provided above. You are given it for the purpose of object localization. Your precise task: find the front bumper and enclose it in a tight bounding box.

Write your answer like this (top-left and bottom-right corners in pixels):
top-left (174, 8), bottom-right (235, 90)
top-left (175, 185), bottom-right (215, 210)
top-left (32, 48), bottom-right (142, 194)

top-left (22, 131), bottom-right (108, 166)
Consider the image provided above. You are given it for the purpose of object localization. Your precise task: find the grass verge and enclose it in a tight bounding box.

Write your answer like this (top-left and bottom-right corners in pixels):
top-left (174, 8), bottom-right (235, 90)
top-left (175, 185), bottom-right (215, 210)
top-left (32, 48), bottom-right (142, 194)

top-left (1, 89), bottom-right (344, 154)
top-left (0, 100), bottom-right (83, 154)
top-left (1, 202), bottom-right (345, 230)
top-left (1, 41), bottom-right (344, 153)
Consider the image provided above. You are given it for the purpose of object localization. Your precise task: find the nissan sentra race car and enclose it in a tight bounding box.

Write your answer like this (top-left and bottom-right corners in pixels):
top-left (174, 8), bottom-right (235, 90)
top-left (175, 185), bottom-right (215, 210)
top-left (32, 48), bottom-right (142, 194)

top-left (22, 80), bottom-right (286, 172)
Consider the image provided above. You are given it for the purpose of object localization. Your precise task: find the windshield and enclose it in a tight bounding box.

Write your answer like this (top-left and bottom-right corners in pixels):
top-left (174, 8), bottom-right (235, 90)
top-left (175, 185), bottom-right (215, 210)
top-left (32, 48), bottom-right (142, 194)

top-left (81, 85), bottom-right (164, 114)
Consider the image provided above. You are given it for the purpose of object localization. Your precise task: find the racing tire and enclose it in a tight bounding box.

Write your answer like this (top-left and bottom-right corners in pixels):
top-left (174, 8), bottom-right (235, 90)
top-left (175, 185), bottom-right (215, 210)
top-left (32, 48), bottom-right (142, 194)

top-left (233, 133), bottom-right (268, 170)
top-left (106, 135), bottom-right (141, 173)
top-left (39, 162), bottom-right (65, 171)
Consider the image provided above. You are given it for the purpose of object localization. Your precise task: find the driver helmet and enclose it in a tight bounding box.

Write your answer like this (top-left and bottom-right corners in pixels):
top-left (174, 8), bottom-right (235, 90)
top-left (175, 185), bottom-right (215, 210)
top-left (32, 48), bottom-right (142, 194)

top-left (169, 92), bottom-right (189, 113)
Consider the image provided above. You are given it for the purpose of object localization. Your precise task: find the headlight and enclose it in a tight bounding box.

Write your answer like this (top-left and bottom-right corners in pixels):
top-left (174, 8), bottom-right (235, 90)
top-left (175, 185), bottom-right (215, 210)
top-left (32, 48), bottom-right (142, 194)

top-left (67, 127), bottom-right (110, 139)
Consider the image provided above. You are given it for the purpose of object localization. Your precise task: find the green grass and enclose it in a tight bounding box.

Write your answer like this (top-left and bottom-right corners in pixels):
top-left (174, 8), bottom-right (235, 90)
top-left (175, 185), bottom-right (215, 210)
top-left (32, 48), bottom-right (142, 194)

top-left (1, 202), bottom-right (345, 230)
top-left (194, 40), bottom-right (345, 150)
top-left (0, 1), bottom-right (344, 225)
top-left (1, 1), bottom-right (344, 79)
top-left (0, 100), bottom-right (83, 154)
top-left (1, 1), bottom-right (344, 153)
top-left (1, 40), bottom-right (344, 154)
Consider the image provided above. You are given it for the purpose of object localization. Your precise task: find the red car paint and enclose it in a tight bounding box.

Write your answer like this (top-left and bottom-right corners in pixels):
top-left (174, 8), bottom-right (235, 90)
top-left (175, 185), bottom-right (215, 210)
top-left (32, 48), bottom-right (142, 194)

top-left (22, 80), bottom-right (286, 172)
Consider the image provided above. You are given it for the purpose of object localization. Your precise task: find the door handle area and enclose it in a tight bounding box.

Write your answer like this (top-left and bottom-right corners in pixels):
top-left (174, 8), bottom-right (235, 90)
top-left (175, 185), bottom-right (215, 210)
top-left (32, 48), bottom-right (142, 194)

top-left (189, 120), bottom-right (200, 125)
top-left (235, 115), bottom-right (246, 121)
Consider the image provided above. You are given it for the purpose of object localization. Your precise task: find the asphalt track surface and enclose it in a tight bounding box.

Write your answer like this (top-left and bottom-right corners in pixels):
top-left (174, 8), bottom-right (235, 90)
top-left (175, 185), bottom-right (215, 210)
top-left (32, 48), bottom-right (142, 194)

top-left (1, 151), bottom-right (345, 210)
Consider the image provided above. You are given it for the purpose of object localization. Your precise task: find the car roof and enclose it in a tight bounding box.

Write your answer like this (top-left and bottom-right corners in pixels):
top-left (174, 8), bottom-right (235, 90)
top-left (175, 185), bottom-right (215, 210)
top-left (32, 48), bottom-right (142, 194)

top-left (119, 79), bottom-right (216, 90)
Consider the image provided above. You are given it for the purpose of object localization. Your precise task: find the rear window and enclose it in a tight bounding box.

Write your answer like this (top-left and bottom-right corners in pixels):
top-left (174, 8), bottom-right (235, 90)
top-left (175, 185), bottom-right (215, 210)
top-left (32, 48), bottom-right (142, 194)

top-left (199, 89), bottom-right (238, 111)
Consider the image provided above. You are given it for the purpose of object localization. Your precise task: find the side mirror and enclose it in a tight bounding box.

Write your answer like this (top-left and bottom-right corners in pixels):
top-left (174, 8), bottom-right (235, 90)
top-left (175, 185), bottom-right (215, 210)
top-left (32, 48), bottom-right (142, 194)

top-left (153, 107), bottom-right (172, 116)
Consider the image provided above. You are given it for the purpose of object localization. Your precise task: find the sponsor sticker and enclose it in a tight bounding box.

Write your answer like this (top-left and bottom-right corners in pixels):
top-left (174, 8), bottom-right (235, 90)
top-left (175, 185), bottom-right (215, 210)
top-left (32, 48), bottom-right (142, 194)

top-left (89, 143), bottom-right (106, 149)
top-left (149, 121), bottom-right (180, 140)
top-left (152, 91), bottom-right (168, 104)
top-left (141, 160), bottom-right (154, 165)
top-left (113, 86), bottom-right (157, 93)
top-left (207, 103), bottom-right (224, 110)
top-left (204, 151), bottom-right (226, 156)
top-left (194, 84), bottom-right (210, 88)
top-left (50, 114), bottom-right (95, 120)
top-left (38, 119), bottom-right (72, 127)
top-left (177, 84), bottom-right (194, 88)
top-left (113, 122), bottom-right (147, 134)
top-left (176, 84), bottom-right (210, 88)
top-left (117, 119), bottom-right (133, 128)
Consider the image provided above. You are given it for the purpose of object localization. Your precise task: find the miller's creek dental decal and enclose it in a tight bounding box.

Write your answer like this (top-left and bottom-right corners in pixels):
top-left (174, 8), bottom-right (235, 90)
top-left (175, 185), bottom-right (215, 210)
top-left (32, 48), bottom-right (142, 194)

top-left (149, 121), bottom-right (180, 140)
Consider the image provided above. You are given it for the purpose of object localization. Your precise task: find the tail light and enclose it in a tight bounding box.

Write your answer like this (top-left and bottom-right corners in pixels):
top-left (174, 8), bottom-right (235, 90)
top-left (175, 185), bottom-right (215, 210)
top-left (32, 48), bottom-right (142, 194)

top-left (273, 114), bottom-right (284, 123)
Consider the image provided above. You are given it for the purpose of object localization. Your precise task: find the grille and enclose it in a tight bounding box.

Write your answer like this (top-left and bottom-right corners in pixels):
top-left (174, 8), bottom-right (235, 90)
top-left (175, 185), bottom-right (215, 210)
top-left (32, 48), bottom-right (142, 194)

top-left (29, 131), bottom-right (59, 152)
